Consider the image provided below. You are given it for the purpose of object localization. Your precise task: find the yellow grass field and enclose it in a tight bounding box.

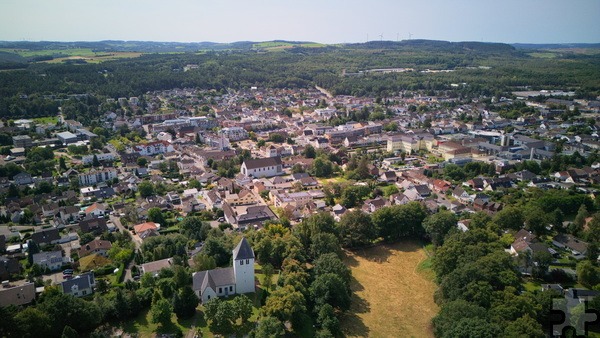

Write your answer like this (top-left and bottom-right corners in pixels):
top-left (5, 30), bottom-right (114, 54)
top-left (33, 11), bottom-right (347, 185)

top-left (341, 241), bottom-right (439, 338)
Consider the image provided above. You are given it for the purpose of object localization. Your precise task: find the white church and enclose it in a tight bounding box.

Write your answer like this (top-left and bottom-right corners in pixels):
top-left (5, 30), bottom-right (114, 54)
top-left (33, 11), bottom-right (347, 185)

top-left (192, 237), bottom-right (256, 303)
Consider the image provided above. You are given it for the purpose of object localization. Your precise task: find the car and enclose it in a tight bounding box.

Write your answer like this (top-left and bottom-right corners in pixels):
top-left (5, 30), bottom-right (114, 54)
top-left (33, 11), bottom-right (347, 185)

top-left (217, 217), bottom-right (225, 222)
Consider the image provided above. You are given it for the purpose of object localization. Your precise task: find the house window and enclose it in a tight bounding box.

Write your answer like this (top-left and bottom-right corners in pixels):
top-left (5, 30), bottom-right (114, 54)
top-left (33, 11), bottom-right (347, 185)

top-left (82, 290), bottom-right (87, 295)
top-left (229, 286), bottom-right (233, 292)
top-left (246, 259), bottom-right (249, 265)
top-left (219, 287), bottom-right (222, 293)
top-left (240, 260), bottom-right (244, 265)
top-left (207, 295), bottom-right (211, 300)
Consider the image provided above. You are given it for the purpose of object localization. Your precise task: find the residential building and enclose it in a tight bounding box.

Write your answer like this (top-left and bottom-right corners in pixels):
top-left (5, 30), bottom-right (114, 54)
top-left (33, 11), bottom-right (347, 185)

top-left (0, 282), bottom-right (35, 307)
top-left (61, 272), bottom-right (95, 297)
top-left (32, 251), bottom-right (64, 271)
top-left (78, 169), bottom-right (118, 186)
top-left (240, 157), bottom-right (283, 178)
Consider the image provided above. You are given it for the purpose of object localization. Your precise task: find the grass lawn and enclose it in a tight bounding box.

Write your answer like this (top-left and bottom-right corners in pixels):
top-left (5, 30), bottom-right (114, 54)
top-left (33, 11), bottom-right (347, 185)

top-left (33, 116), bottom-right (58, 124)
top-left (340, 241), bottom-right (439, 338)
top-left (119, 308), bottom-right (201, 337)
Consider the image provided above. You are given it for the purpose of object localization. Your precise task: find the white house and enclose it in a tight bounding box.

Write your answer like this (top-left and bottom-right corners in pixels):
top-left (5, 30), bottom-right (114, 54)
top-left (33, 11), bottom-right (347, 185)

top-left (82, 153), bottom-right (115, 165)
top-left (61, 272), bottom-right (95, 297)
top-left (32, 250), bottom-right (65, 271)
top-left (78, 169), bottom-right (118, 186)
top-left (133, 141), bottom-right (174, 156)
top-left (192, 237), bottom-right (255, 303)
top-left (240, 157), bottom-right (283, 178)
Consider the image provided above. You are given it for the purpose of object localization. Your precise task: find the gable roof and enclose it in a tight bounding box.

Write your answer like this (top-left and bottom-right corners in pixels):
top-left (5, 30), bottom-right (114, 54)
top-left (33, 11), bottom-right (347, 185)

top-left (61, 271), bottom-right (95, 293)
top-left (243, 157), bottom-right (282, 170)
top-left (233, 237), bottom-right (255, 260)
top-left (30, 228), bottom-right (60, 245)
top-left (192, 267), bottom-right (236, 293)
top-left (0, 282), bottom-right (35, 307)
top-left (134, 222), bottom-right (158, 234)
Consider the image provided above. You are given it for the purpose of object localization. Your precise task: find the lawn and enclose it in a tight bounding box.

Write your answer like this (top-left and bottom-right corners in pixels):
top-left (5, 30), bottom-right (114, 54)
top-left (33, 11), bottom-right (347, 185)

top-left (340, 241), bottom-right (439, 338)
top-left (119, 308), bottom-right (200, 337)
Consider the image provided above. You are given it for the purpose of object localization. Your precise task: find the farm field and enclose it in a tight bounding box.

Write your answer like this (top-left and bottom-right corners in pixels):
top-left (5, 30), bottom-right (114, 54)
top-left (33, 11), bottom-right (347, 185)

top-left (341, 241), bottom-right (438, 338)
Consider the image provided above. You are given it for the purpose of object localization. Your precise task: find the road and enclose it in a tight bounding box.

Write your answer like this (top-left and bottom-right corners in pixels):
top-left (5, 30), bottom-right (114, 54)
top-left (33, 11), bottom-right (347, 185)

top-left (110, 215), bottom-right (141, 282)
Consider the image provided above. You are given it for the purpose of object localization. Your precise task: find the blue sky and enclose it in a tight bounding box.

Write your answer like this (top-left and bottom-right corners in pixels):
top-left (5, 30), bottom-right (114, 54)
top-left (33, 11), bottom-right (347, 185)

top-left (1, 0), bottom-right (598, 43)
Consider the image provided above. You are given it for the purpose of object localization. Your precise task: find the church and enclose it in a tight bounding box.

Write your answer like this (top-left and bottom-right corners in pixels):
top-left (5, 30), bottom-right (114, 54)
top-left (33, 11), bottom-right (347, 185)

top-left (192, 237), bottom-right (256, 303)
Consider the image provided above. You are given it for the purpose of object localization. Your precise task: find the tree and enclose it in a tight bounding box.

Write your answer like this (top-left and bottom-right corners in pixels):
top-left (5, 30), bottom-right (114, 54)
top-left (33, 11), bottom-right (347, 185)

top-left (316, 304), bottom-right (340, 336)
top-left (92, 155), bottom-right (100, 167)
top-left (61, 326), bottom-right (78, 338)
top-left (137, 181), bottom-right (155, 198)
top-left (173, 286), bottom-right (199, 319)
top-left (255, 316), bottom-right (285, 338)
top-left (313, 253), bottom-right (351, 285)
top-left (532, 250), bottom-right (553, 278)
top-left (232, 294), bottom-right (253, 323)
top-left (150, 298), bottom-right (173, 327)
top-left (180, 216), bottom-right (211, 241)
top-left (524, 207), bottom-right (549, 237)
top-left (147, 207), bottom-right (166, 225)
top-left (263, 285), bottom-right (307, 324)
top-left (311, 157), bottom-right (333, 178)
top-left (492, 206), bottom-right (524, 231)
top-left (262, 263), bottom-right (275, 291)
top-left (372, 202), bottom-right (428, 241)
top-left (577, 260), bottom-right (600, 288)
top-left (202, 237), bottom-right (231, 267)
top-left (59, 156), bottom-right (67, 171)
top-left (309, 233), bottom-right (341, 259)
top-left (432, 300), bottom-right (489, 337)
top-left (192, 254), bottom-right (216, 272)
top-left (338, 210), bottom-right (377, 248)
top-left (303, 145), bottom-right (316, 158)
top-left (310, 273), bottom-right (351, 311)
top-left (423, 210), bottom-right (457, 246)
top-left (503, 314), bottom-right (545, 338)
top-left (205, 298), bottom-right (236, 334)
top-left (137, 157), bottom-right (148, 167)
top-left (574, 204), bottom-right (589, 230)
top-left (14, 307), bottom-right (51, 338)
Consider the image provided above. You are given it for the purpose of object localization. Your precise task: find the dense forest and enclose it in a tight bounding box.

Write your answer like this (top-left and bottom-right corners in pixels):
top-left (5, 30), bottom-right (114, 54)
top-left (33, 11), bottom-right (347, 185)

top-left (0, 40), bottom-right (599, 118)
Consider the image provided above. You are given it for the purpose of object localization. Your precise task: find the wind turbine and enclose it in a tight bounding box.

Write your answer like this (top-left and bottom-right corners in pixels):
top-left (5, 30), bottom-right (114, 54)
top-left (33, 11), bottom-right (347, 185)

top-left (379, 33), bottom-right (383, 41)
top-left (408, 32), bottom-right (414, 40)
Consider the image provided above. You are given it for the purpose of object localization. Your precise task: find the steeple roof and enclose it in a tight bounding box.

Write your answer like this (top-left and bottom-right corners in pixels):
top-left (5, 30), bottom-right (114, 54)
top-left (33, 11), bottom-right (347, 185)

top-left (233, 237), bottom-right (255, 260)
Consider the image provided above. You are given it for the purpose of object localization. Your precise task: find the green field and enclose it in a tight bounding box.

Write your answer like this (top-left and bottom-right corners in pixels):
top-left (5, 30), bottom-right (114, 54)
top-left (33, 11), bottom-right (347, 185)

top-left (0, 48), bottom-right (142, 63)
top-left (527, 52), bottom-right (558, 59)
top-left (252, 41), bottom-right (325, 51)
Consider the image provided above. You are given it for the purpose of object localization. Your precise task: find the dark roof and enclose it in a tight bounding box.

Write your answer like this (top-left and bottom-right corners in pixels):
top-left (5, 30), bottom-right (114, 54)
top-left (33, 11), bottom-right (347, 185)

top-left (61, 271), bottom-right (95, 293)
top-left (30, 228), bottom-right (60, 245)
top-left (0, 282), bottom-right (35, 307)
top-left (193, 267), bottom-right (236, 293)
top-left (243, 157), bottom-right (282, 170)
top-left (79, 217), bottom-right (108, 235)
top-left (233, 237), bottom-right (255, 260)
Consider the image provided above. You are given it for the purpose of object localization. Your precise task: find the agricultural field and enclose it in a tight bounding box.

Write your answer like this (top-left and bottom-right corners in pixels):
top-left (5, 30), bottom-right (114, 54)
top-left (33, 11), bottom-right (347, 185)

top-left (0, 47), bottom-right (142, 63)
top-left (252, 41), bottom-right (325, 51)
top-left (341, 241), bottom-right (438, 338)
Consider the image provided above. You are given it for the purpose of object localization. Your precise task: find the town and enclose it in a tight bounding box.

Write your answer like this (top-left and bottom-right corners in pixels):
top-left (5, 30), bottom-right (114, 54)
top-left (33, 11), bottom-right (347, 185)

top-left (0, 80), bottom-right (599, 337)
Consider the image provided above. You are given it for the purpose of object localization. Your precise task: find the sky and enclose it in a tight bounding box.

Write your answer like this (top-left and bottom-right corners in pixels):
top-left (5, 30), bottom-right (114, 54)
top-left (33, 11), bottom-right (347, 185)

top-left (0, 0), bottom-right (599, 44)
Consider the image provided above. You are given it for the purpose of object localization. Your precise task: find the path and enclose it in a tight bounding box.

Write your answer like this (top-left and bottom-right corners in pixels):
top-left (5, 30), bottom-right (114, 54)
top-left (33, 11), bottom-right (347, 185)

top-left (315, 85), bottom-right (333, 99)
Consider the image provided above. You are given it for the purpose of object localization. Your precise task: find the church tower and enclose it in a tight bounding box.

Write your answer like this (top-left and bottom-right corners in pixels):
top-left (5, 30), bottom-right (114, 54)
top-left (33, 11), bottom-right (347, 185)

top-left (233, 237), bottom-right (255, 294)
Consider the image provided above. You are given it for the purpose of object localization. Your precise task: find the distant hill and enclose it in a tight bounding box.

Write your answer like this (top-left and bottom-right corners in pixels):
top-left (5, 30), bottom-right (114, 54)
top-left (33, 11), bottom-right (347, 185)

top-left (512, 43), bottom-right (600, 50)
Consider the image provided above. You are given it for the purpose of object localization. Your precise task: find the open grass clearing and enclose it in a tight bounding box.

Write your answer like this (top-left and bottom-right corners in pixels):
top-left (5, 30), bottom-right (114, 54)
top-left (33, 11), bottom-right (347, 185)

top-left (341, 241), bottom-right (438, 338)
